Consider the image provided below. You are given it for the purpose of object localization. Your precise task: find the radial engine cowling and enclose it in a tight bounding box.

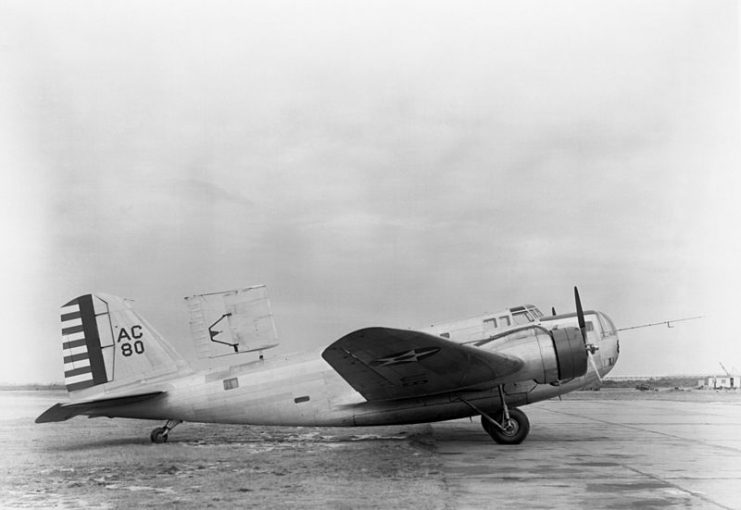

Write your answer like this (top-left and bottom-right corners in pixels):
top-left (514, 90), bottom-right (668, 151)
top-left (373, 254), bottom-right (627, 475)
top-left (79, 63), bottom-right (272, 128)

top-left (550, 327), bottom-right (589, 380)
top-left (478, 326), bottom-right (588, 384)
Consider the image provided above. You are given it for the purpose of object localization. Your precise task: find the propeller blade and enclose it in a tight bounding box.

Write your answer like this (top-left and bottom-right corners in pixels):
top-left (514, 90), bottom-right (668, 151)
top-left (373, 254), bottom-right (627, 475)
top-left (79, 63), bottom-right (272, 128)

top-left (573, 286), bottom-right (601, 383)
top-left (588, 351), bottom-right (603, 383)
top-left (574, 286), bottom-right (586, 342)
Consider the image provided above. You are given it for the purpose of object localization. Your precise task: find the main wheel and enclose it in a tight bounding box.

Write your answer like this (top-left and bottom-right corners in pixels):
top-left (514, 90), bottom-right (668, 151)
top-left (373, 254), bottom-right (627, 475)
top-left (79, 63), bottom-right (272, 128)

top-left (481, 407), bottom-right (530, 445)
top-left (150, 427), bottom-right (168, 443)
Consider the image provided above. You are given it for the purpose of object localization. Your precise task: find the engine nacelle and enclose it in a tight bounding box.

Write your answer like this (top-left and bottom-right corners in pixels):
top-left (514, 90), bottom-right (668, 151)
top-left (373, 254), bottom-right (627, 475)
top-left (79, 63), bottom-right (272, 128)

top-left (477, 325), bottom-right (588, 384)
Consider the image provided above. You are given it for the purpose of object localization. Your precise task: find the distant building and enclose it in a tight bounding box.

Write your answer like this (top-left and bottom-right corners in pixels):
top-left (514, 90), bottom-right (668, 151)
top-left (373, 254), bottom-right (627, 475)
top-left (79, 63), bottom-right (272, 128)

top-left (698, 376), bottom-right (739, 389)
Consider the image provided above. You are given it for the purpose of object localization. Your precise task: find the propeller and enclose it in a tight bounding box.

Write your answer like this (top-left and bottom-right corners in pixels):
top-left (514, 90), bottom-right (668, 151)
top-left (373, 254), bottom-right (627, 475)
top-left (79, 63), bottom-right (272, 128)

top-left (574, 286), bottom-right (585, 337)
top-left (574, 286), bottom-right (602, 383)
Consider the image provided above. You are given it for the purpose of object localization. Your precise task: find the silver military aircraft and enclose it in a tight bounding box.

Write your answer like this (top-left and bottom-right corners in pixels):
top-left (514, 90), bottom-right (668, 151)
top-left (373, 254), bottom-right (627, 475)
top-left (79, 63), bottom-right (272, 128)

top-left (37, 286), bottom-right (620, 444)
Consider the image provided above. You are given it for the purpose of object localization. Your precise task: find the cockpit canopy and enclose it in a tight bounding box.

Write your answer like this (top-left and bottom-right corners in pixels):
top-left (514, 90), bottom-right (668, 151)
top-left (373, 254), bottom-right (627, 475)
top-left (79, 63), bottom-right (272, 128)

top-left (509, 305), bottom-right (545, 325)
top-left (422, 304), bottom-right (546, 343)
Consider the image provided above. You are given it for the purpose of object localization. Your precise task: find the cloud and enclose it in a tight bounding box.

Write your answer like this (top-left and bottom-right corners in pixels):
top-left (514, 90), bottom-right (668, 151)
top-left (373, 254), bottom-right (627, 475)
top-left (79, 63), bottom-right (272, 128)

top-left (1, 0), bottom-right (739, 382)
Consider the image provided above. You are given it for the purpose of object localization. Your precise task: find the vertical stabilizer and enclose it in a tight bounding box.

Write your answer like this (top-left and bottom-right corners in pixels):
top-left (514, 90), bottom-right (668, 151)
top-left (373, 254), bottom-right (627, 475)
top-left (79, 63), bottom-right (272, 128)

top-left (60, 293), bottom-right (185, 396)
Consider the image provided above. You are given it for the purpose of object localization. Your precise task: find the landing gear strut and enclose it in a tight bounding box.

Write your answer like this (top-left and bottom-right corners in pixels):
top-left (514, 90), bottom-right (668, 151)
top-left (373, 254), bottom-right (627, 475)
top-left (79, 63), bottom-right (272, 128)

top-left (150, 419), bottom-right (182, 443)
top-left (460, 386), bottom-right (531, 444)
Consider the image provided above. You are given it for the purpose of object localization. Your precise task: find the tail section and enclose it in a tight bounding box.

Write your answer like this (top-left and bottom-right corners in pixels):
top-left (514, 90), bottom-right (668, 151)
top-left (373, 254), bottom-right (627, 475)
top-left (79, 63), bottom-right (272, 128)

top-left (61, 293), bottom-right (186, 396)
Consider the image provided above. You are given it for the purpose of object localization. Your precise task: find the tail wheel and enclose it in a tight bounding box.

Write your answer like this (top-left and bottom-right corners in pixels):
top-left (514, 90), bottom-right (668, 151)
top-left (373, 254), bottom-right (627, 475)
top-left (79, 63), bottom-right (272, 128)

top-left (481, 407), bottom-right (530, 445)
top-left (149, 419), bottom-right (182, 443)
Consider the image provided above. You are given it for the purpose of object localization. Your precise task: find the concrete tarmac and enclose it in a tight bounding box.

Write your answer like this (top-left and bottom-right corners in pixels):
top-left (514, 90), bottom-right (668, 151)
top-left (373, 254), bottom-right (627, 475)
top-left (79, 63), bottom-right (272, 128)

top-left (434, 397), bottom-right (741, 509)
top-left (2, 390), bottom-right (741, 508)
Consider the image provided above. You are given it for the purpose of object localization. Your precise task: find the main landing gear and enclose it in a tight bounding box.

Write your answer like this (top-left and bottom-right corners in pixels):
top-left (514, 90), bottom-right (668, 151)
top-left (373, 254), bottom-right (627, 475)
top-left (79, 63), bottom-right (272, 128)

top-left (460, 385), bottom-right (531, 445)
top-left (480, 408), bottom-right (530, 444)
top-left (150, 419), bottom-right (182, 443)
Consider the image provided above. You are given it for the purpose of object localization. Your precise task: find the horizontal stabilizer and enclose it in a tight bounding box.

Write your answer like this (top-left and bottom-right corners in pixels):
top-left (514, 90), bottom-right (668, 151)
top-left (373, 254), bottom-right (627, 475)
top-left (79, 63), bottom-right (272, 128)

top-left (35, 391), bottom-right (165, 423)
top-left (322, 327), bottom-right (523, 401)
top-left (185, 286), bottom-right (279, 358)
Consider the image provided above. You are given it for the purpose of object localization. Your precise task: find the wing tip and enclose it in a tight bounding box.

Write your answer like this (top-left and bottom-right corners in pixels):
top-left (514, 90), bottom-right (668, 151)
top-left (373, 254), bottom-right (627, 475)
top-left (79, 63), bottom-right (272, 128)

top-left (35, 403), bottom-right (74, 423)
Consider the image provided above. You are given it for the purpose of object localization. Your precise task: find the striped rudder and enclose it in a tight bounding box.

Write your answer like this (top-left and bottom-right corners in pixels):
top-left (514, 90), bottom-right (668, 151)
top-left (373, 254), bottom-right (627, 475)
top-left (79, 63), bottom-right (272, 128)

top-left (60, 293), bottom-right (185, 395)
top-left (61, 295), bottom-right (108, 391)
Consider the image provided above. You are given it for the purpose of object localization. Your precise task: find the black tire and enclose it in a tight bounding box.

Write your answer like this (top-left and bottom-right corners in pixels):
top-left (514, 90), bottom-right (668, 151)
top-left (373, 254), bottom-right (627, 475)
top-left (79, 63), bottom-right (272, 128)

top-left (150, 427), bottom-right (168, 443)
top-left (480, 407), bottom-right (530, 445)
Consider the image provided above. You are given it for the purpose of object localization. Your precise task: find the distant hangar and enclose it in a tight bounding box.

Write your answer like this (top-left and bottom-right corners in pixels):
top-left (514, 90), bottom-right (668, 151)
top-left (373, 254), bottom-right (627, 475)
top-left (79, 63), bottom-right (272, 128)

top-left (698, 376), bottom-right (739, 390)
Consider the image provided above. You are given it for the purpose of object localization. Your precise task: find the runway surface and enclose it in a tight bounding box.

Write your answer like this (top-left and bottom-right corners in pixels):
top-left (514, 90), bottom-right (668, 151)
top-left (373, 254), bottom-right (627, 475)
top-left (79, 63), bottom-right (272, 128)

top-left (1, 390), bottom-right (740, 509)
top-left (434, 397), bottom-right (741, 509)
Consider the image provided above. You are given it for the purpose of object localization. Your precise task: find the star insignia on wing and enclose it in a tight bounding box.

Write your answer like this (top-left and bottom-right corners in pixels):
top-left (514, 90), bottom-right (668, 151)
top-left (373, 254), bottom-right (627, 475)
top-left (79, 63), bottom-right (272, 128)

top-left (371, 347), bottom-right (441, 367)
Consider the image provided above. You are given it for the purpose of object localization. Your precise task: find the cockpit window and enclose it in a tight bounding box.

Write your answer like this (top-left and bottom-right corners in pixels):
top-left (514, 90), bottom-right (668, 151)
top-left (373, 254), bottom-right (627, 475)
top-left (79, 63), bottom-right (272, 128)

top-left (512, 311), bottom-right (532, 325)
top-left (526, 306), bottom-right (544, 319)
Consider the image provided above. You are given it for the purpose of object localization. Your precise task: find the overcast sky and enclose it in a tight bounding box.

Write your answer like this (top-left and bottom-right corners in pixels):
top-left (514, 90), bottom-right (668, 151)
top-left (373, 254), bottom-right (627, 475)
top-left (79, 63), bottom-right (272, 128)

top-left (1, 0), bottom-right (739, 383)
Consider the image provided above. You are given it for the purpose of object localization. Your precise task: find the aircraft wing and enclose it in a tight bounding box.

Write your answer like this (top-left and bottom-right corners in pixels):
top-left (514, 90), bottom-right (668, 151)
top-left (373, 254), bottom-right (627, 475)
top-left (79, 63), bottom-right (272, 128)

top-left (35, 391), bottom-right (165, 423)
top-left (322, 327), bottom-right (523, 401)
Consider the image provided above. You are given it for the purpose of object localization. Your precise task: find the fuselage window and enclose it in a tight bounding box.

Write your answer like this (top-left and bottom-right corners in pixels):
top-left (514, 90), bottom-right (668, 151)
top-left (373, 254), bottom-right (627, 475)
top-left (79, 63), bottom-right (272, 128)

top-left (483, 318), bottom-right (497, 330)
top-left (223, 377), bottom-right (239, 390)
top-left (499, 316), bottom-right (511, 327)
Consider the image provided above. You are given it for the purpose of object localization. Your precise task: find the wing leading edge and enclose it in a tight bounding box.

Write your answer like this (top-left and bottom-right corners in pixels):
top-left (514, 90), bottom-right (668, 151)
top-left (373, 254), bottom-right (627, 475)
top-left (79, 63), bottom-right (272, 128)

top-left (322, 327), bottom-right (523, 401)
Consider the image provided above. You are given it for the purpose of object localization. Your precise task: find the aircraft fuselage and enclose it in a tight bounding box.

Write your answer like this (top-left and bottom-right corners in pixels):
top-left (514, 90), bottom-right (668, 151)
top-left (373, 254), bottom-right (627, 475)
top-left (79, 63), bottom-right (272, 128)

top-left (93, 310), bottom-right (619, 428)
